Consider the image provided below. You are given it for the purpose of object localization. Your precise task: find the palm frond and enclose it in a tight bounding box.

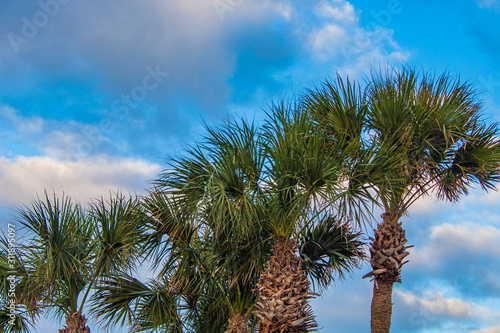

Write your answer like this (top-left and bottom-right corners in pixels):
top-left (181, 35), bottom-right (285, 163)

top-left (15, 191), bottom-right (93, 314)
top-left (90, 192), bottom-right (145, 275)
top-left (302, 74), bottom-right (365, 152)
top-left (90, 273), bottom-right (182, 332)
top-left (0, 305), bottom-right (37, 333)
top-left (437, 122), bottom-right (500, 201)
top-left (361, 67), bottom-right (500, 213)
top-left (299, 215), bottom-right (365, 290)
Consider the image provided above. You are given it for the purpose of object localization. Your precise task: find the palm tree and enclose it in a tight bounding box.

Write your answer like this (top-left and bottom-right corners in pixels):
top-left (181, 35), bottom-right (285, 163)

top-left (92, 120), bottom-right (273, 332)
top-left (93, 112), bottom-right (365, 333)
top-left (92, 194), bottom-right (364, 333)
top-left (252, 102), bottom-right (367, 333)
top-left (2, 191), bottom-right (145, 332)
top-left (12, 191), bottom-right (93, 332)
top-left (305, 68), bottom-right (500, 333)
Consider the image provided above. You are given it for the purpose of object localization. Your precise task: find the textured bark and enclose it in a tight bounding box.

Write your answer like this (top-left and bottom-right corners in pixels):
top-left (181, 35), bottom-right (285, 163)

top-left (254, 237), bottom-right (318, 333)
top-left (58, 312), bottom-right (91, 333)
top-left (366, 212), bottom-right (412, 333)
top-left (370, 279), bottom-right (394, 333)
top-left (225, 310), bottom-right (249, 333)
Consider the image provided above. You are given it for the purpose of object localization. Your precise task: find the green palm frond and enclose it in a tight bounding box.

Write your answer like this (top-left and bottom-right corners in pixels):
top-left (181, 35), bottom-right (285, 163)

top-left (303, 74), bottom-right (365, 152)
top-left (299, 216), bottom-right (365, 289)
top-left (184, 287), bottom-right (230, 333)
top-left (301, 74), bottom-right (404, 226)
top-left (90, 192), bottom-right (145, 275)
top-left (262, 101), bottom-right (347, 237)
top-left (141, 191), bottom-right (196, 262)
top-left (90, 273), bottom-right (183, 332)
top-left (16, 191), bottom-right (92, 285)
top-left (0, 305), bottom-right (36, 333)
top-left (359, 67), bottom-right (500, 213)
top-left (15, 191), bottom-right (93, 314)
top-left (334, 136), bottom-right (410, 225)
top-left (437, 122), bottom-right (500, 201)
top-left (366, 67), bottom-right (418, 143)
top-left (0, 240), bottom-right (43, 332)
top-left (146, 98), bottom-right (378, 331)
top-left (158, 118), bottom-right (266, 240)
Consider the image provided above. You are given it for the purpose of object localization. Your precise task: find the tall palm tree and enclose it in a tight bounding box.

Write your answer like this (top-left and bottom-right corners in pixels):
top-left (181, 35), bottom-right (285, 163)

top-left (253, 102), bottom-right (367, 333)
top-left (93, 113), bottom-right (365, 333)
top-left (1, 191), bottom-right (145, 332)
top-left (305, 68), bottom-right (500, 333)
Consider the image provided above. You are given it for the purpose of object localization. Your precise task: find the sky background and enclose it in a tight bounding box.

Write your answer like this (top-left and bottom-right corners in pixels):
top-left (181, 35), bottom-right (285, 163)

top-left (1, 0), bottom-right (500, 332)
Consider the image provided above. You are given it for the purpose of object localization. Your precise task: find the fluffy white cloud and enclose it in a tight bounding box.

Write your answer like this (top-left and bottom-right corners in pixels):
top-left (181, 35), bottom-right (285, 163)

top-left (309, 23), bottom-right (350, 59)
top-left (314, 0), bottom-right (356, 23)
top-left (0, 155), bottom-right (161, 208)
top-left (394, 289), bottom-right (500, 331)
top-left (0, 0), bottom-right (415, 163)
top-left (395, 290), bottom-right (474, 319)
top-left (337, 44), bottom-right (409, 78)
top-left (410, 222), bottom-right (500, 269)
top-left (405, 193), bottom-right (445, 218)
top-left (306, 0), bottom-right (410, 74)
top-left (0, 104), bottom-right (132, 159)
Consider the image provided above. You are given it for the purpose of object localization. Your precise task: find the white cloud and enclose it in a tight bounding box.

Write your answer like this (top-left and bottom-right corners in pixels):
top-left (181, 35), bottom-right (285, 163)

top-left (0, 0), bottom-right (275, 115)
top-left (0, 105), bottom-right (44, 133)
top-left (275, 2), bottom-right (293, 21)
top-left (337, 45), bottom-right (409, 79)
top-left (305, 0), bottom-right (410, 75)
top-left (459, 188), bottom-right (500, 208)
top-left (0, 155), bottom-right (161, 208)
top-left (0, 104), bottom-right (128, 159)
top-left (309, 24), bottom-right (349, 58)
top-left (396, 290), bottom-right (474, 319)
top-left (411, 222), bottom-right (500, 267)
top-left (1, 0), bottom-right (296, 96)
top-left (314, 0), bottom-right (356, 23)
top-left (400, 182), bottom-right (500, 229)
top-left (42, 127), bottom-right (117, 160)
top-left (394, 289), bottom-right (500, 331)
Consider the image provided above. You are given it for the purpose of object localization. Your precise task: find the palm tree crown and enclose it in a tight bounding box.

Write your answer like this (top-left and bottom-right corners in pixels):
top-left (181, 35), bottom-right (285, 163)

top-left (0, 191), bottom-right (145, 332)
top-left (305, 67), bottom-right (500, 333)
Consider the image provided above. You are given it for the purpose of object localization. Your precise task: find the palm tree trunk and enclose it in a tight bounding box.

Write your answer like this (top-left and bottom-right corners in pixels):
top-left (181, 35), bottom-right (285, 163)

top-left (254, 236), bottom-right (317, 333)
top-left (370, 278), bottom-right (394, 333)
top-left (58, 312), bottom-right (91, 333)
top-left (364, 212), bottom-right (411, 333)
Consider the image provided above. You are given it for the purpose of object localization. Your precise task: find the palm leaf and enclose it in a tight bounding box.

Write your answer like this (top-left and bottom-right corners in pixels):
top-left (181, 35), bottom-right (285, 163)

top-left (90, 273), bottom-right (183, 332)
top-left (299, 215), bottom-right (365, 289)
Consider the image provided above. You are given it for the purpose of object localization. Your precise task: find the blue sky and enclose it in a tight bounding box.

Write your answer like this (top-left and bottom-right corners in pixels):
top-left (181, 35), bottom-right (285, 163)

top-left (1, 0), bottom-right (500, 332)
